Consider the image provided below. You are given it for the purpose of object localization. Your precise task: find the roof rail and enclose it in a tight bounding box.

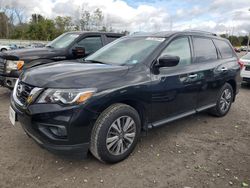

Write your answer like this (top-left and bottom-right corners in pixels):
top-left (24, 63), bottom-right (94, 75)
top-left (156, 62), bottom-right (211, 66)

top-left (184, 29), bottom-right (217, 36)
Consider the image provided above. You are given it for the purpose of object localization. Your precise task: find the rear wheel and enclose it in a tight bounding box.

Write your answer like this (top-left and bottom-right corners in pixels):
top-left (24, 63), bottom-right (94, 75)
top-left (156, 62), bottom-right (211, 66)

top-left (90, 103), bottom-right (141, 163)
top-left (209, 83), bottom-right (233, 117)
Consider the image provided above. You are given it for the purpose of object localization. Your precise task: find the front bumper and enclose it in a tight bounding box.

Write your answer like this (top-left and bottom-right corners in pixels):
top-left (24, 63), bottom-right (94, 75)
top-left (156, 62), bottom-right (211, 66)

top-left (2, 76), bottom-right (17, 88)
top-left (10, 94), bottom-right (98, 158)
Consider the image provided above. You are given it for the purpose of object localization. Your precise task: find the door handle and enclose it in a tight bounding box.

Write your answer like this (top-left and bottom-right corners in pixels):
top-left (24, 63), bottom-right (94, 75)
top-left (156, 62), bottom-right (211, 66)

top-left (188, 74), bottom-right (198, 79)
top-left (220, 67), bottom-right (228, 72)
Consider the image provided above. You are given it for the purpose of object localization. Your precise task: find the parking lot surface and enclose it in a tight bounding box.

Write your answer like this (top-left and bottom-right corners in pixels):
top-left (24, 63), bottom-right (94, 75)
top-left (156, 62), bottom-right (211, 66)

top-left (0, 83), bottom-right (249, 188)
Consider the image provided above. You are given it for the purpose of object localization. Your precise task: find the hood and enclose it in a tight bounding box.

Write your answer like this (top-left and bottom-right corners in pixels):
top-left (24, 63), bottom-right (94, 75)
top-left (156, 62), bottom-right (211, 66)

top-left (0, 47), bottom-right (63, 61)
top-left (20, 61), bottom-right (129, 89)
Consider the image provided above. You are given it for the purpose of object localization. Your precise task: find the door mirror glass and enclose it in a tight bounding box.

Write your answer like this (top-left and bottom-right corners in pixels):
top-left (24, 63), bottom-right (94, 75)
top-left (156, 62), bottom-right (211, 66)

top-left (72, 47), bottom-right (85, 58)
top-left (157, 55), bottom-right (180, 68)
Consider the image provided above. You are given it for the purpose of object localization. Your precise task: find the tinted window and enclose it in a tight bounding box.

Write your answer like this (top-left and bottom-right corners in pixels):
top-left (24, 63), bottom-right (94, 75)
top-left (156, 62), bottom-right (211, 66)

top-left (77, 36), bottom-right (103, 54)
top-left (161, 37), bottom-right (191, 66)
top-left (193, 37), bottom-right (217, 62)
top-left (106, 36), bottom-right (120, 43)
top-left (213, 39), bottom-right (233, 58)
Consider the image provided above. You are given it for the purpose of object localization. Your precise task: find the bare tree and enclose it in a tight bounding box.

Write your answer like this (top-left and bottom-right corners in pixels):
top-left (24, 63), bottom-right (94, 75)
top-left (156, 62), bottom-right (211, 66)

top-left (14, 8), bottom-right (24, 24)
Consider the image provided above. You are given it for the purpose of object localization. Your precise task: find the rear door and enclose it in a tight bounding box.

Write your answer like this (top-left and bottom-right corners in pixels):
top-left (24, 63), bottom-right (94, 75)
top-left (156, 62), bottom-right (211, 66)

top-left (193, 37), bottom-right (235, 110)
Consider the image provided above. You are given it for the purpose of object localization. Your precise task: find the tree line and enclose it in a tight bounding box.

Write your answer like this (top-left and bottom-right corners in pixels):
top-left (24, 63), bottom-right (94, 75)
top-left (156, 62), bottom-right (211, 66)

top-left (0, 6), bottom-right (249, 45)
top-left (220, 34), bottom-right (249, 47)
top-left (0, 7), bottom-right (123, 41)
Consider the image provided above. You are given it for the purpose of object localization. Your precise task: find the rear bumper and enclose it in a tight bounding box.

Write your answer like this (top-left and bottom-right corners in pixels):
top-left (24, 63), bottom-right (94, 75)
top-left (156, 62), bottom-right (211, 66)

top-left (241, 68), bottom-right (250, 81)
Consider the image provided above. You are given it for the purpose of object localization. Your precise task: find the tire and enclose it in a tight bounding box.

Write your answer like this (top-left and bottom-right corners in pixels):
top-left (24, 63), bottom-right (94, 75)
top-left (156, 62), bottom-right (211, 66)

top-left (90, 103), bottom-right (141, 163)
top-left (209, 83), bottom-right (234, 117)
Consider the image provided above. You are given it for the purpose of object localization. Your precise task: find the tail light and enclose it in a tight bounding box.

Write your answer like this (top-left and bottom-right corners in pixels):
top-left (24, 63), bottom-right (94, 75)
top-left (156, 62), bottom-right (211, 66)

top-left (238, 60), bottom-right (244, 69)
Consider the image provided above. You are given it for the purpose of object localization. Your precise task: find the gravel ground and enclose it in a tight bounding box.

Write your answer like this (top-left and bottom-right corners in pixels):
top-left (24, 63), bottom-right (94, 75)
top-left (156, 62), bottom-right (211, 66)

top-left (0, 52), bottom-right (249, 188)
top-left (0, 85), bottom-right (250, 188)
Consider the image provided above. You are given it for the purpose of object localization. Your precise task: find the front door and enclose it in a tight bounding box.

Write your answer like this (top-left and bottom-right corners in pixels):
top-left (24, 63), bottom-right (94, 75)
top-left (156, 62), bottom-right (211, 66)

top-left (150, 36), bottom-right (201, 125)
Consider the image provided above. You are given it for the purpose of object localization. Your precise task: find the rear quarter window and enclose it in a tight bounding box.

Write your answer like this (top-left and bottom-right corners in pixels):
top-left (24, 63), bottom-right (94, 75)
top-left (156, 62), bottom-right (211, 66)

top-left (193, 37), bottom-right (218, 62)
top-left (213, 39), bottom-right (234, 58)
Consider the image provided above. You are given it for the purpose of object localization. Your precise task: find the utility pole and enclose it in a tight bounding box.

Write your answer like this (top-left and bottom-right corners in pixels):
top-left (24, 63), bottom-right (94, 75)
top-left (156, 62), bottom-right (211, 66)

top-left (247, 32), bottom-right (250, 53)
top-left (248, 8), bottom-right (250, 53)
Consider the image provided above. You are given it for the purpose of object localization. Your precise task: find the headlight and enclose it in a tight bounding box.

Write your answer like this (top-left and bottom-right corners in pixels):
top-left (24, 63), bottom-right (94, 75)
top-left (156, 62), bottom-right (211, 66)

top-left (6, 60), bottom-right (24, 73)
top-left (37, 88), bottom-right (96, 105)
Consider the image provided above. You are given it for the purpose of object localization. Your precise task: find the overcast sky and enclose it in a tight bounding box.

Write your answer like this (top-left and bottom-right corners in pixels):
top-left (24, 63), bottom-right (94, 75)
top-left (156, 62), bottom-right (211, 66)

top-left (1, 0), bottom-right (250, 35)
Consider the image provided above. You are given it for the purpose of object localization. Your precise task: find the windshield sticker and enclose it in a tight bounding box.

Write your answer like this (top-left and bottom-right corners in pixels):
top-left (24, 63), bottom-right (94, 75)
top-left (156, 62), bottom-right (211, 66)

top-left (146, 37), bottom-right (165, 42)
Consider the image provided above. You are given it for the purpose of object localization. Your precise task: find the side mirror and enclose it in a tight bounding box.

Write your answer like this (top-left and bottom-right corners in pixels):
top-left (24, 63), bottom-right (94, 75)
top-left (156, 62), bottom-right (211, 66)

top-left (156, 55), bottom-right (180, 68)
top-left (72, 47), bottom-right (85, 58)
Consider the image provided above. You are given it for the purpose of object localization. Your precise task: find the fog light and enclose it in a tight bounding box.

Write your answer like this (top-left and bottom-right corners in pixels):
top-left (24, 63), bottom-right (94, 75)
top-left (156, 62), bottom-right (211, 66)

top-left (49, 126), bottom-right (67, 137)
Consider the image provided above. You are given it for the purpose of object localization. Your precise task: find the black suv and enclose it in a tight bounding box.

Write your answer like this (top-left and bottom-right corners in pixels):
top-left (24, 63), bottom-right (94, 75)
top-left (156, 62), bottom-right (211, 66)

top-left (10, 31), bottom-right (241, 163)
top-left (0, 31), bottom-right (123, 89)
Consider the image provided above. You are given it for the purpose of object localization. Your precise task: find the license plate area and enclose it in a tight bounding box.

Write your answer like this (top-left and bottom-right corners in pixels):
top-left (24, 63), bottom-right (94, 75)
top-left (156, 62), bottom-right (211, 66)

top-left (9, 106), bottom-right (16, 126)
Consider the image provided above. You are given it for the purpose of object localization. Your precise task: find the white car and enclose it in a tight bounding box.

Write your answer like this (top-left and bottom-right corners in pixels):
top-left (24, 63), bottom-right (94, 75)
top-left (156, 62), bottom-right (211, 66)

top-left (240, 53), bottom-right (250, 83)
top-left (0, 45), bottom-right (11, 52)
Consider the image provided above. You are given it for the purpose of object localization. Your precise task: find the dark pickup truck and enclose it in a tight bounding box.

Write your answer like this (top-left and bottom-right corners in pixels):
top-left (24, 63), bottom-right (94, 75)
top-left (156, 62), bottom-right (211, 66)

top-left (0, 31), bottom-right (123, 89)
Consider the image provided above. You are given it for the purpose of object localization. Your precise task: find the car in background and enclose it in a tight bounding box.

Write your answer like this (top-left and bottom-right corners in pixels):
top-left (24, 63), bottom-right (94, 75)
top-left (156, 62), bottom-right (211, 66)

top-left (240, 46), bottom-right (248, 51)
top-left (0, 45), bottom-right (11, 52)
top-left (25, 43), bottom-right (46, 49)
top-left (240, 53), bottom-right (250, 83)
top-left (0, 31), bottom-right (124, 89)
top-left (234, 47), bottom-right (241, 53)
top-left (10, 31), bottom-right (241, 163)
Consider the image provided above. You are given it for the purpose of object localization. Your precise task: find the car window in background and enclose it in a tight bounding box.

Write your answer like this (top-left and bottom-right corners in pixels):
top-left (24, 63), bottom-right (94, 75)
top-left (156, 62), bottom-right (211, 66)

top-left (106, 36), bottom-right (121, 43)
top-left (193, 37), bottom-right (218, 62)
top-left (160, 37), bottom-right (191, 66)
top-left (77, 36), bottom-right (103, 55)
top-left (213, 39), bottom-right (233, 58)
top-left (46, 33), bottom-right (79, 49)
top-left (86, 37), bottom-right (165, 65)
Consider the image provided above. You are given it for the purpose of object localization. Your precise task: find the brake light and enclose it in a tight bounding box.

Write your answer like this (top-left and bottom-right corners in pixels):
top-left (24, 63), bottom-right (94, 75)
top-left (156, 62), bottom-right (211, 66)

top-left (238, 60), bottom-right (244, 69)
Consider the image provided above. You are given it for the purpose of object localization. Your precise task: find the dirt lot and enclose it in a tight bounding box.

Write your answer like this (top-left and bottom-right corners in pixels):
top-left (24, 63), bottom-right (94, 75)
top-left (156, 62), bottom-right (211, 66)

top-left (0, 66), bottom-right (250, 187)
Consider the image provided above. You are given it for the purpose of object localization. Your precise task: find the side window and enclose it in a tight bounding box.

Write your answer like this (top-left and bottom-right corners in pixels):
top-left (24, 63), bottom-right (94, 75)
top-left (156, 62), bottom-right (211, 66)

top-left (77, 36), bottom-right (103, 54)
top-left (161, 37), bottom-right (191, 66)
top-left (193, 37), bottom-right (217, 62)
top-left (106, 36), bottom-right (120, 43)
top-left (213, 39), bottom-right (233, 58)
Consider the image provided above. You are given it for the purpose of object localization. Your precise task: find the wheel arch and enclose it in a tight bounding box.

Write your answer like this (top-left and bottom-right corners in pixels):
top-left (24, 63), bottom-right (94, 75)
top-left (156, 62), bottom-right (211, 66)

top-left (97, 98), bottom-right (149, 132)
top-left (1, 48), bottom-right (7, 51)
top-left (226, 79), bottom-right (236, 101)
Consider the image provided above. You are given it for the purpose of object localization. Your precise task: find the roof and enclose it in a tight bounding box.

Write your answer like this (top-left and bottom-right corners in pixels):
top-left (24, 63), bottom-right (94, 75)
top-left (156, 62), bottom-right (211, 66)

top-left (65, 31), bottom-right (124, 36)
top-left (130, 30), bottom-right (221, 39)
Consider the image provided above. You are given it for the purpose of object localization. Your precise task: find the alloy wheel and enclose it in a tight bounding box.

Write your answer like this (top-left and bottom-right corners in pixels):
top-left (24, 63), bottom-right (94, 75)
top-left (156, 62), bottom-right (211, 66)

top-left (219, 88), bottom-right (232, 113)
top-left (106, 116), bottom-right (136, 155)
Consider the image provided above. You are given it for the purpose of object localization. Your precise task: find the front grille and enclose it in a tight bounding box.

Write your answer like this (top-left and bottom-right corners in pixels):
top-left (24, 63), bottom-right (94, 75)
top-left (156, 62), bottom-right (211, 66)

top-left (16, 82), bottom-right (34, 105)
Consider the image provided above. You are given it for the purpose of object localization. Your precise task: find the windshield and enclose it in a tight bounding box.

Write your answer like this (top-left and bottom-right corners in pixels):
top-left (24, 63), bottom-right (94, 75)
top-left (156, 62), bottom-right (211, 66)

top-left (85, 37), bottom-right (165, 65)
top-left (46, 33), bottom-right (80, 49)
top-left (242, 53), bottom-right (250, 60)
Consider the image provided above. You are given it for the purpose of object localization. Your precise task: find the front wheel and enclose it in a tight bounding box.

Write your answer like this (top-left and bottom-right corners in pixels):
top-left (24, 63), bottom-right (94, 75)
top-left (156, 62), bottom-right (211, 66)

top-left (209, 83), bottom-right (234, 117)
top-left (90, 103), bottom-right (141, 163)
